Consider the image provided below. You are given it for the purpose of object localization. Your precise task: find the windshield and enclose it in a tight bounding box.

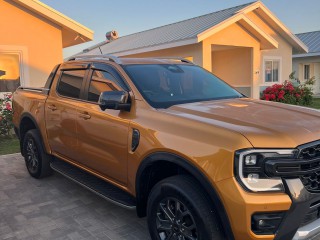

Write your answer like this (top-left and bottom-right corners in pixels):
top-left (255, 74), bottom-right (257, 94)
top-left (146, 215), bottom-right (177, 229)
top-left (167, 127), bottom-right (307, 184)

top-left (124, 64), bottom-right (243, 108)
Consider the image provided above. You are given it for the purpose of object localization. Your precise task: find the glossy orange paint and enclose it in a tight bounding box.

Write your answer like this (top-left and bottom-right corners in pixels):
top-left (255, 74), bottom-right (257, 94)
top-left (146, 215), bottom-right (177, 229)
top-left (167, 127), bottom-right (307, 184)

top-left (12, 58), bottom-right (320, 239)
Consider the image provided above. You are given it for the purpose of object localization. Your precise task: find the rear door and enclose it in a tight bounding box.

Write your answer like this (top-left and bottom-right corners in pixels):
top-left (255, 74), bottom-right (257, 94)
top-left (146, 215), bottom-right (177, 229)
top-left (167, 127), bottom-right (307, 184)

top-left (75, 62), bottom-right (131, 184)
top-left (45, 63), bottom-right (89, 159)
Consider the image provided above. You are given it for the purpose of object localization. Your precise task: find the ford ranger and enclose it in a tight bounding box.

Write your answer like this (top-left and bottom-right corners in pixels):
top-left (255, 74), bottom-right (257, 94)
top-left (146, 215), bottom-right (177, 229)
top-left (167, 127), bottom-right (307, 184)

top-left (12, 55), bottom-right (320, 240)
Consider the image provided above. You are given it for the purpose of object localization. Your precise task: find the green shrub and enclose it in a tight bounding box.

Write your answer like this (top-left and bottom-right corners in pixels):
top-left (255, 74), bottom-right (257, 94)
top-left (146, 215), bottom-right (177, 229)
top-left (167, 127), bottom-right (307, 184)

top-left (261, 73), bottom-right (315, 106)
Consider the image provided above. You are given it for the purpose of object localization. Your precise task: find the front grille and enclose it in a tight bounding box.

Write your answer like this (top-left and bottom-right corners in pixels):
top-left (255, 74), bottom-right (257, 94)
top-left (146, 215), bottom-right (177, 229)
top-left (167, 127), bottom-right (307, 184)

top-left (301, 202), bottom-right (320, 227)
top-left (300, 171), bottom-right (320, 192)
top-left (299, 144), bottom-right (320, 159)
top-left (299, 143), bottom-right (320, 193)
top-left (264, 141), bottom-right (320, 193)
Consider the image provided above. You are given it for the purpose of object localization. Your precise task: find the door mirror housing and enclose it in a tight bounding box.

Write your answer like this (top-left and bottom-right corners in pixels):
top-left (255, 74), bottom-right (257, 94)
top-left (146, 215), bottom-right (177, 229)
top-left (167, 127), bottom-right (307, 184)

top-left (98, 91), bottom-right (131, 111)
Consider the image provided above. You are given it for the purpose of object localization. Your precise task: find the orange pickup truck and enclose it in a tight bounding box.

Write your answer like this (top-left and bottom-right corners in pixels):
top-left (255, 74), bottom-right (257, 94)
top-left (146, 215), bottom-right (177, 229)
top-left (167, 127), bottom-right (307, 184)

top-left (13, 55), bottom-right (320, 240)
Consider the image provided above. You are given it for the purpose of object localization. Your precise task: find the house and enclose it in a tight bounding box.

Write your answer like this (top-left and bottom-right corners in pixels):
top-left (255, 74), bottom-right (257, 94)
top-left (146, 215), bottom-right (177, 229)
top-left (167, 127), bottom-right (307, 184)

top-left (0, 0), bottom-right (93, 94)
top-left (77, 1), bottom-right (307, 99)
top-left (293, 31), bottom-right (320, 94)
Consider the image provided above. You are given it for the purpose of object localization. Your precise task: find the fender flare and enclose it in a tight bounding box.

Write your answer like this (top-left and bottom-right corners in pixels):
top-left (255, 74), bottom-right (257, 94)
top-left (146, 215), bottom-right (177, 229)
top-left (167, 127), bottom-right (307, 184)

top-left (136, 152), bottom-right (235, 240)
top-left (19, 113), bottom-right (47, 155)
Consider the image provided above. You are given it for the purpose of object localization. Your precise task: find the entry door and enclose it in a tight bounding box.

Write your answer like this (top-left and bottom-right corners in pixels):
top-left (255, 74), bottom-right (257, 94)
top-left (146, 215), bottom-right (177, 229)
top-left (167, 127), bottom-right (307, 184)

top-left (45, 68), bottom-right (87, 159)
top-left (75, 63), bottom-right (130, 184)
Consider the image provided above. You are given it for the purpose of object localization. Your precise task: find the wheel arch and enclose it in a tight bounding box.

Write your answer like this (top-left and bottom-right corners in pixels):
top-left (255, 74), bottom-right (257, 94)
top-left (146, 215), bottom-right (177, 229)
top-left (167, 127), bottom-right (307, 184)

top-left (19, 113), bottom-right (44, 156)
top-left (135, 152), bottom-right (235, 240)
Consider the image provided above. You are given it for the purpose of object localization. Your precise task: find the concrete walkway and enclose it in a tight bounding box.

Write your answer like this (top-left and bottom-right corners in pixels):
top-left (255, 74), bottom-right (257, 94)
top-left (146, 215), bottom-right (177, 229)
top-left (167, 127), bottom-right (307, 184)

top-left (0, 154), bottom-right (150, 240)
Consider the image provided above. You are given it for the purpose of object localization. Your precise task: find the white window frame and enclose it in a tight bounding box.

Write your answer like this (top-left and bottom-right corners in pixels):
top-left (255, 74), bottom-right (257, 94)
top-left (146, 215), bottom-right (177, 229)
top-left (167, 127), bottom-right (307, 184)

top-left (0, 45), bottom-right (30, 88)
top-left (262, 56), bottom-right (282, 84)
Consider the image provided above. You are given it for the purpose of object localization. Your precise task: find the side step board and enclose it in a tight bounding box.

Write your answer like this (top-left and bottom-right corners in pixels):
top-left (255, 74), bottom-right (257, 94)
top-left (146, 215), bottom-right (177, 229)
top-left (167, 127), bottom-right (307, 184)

top-left (50, 160), bottom-right (136, 210)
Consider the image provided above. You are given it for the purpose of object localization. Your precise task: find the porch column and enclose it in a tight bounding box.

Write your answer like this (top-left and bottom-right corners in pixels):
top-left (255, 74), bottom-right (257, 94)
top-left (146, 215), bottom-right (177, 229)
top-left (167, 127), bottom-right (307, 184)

top-left (201, 42), bottom-right (212, 72)
top-left (252, 46), bottom-right (261, 99)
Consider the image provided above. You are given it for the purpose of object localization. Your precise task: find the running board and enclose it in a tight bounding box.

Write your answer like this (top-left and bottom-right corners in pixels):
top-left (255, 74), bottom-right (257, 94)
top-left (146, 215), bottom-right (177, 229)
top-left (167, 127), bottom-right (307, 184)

top-left (50, 159), bottom-right (136, 210)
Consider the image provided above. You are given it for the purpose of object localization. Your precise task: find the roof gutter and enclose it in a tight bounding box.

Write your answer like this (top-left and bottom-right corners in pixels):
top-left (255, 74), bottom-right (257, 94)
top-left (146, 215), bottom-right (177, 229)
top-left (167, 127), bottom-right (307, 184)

top-left (293, 52), bottom-right (320, 58)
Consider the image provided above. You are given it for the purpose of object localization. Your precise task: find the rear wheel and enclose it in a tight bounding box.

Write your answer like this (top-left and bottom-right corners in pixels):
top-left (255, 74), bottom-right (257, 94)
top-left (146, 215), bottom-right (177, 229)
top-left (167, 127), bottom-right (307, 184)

top-left (23, 129), bottom-right (53, 178)
top-left (147, 175), bottom-right (224, 240)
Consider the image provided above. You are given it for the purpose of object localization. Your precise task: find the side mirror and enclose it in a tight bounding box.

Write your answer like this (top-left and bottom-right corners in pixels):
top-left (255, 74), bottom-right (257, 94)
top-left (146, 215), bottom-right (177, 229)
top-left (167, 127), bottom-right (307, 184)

top-left (98, 91), bottom-right (131, 111)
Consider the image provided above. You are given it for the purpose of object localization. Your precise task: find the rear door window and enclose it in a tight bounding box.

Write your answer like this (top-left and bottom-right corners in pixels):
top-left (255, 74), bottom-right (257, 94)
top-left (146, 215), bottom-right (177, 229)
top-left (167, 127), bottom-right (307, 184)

top-left (57, 70), bottom-right (86, 99)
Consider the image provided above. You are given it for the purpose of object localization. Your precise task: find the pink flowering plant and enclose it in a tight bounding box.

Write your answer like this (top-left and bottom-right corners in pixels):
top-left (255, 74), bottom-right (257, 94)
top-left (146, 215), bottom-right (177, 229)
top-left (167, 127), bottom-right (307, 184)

top-left (0, 93), bottom-right (14, 136)
top-left (261, 73), bottom-right (314, 106)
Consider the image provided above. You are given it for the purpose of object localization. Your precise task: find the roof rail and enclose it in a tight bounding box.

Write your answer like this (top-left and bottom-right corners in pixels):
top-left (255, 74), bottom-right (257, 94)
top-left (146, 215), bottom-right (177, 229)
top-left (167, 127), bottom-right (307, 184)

top-left (153, 57), bottom-right (194, 64)
top-left (67, 54), bottom-right (121, 64)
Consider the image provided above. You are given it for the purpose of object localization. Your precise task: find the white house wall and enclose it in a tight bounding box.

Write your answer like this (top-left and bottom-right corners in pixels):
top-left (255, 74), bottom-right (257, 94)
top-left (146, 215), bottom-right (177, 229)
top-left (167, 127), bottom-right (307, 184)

top-left (293, 57), bottom-right (320, 94)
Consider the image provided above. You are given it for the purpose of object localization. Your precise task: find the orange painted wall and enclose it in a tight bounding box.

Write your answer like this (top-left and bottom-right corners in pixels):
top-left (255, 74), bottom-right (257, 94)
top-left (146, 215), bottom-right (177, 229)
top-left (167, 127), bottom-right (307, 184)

top-left (0, 0), bottom-right (63, 87)
top-left (212, 47), bottom-right (252, 87)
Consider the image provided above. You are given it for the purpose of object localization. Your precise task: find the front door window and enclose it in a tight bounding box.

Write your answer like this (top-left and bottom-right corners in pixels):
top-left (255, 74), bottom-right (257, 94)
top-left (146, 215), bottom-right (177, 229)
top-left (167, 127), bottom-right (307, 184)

top-left (0, 53), bottom-right (20, 92)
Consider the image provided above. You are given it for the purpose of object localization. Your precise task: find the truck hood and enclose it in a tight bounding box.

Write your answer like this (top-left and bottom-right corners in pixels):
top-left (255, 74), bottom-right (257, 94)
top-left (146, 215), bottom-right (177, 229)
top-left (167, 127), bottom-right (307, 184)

top-left (165, 98), bottom-right (320, 148)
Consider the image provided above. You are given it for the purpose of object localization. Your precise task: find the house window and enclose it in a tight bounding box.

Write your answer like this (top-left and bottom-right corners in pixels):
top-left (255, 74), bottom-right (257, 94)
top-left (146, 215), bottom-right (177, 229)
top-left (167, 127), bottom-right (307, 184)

top-left (304, 64), bottom-right (310, 80)
top-left (0, 53), bottom-right (21, 92)
top-left (264, 59), bottom-right (280, 83)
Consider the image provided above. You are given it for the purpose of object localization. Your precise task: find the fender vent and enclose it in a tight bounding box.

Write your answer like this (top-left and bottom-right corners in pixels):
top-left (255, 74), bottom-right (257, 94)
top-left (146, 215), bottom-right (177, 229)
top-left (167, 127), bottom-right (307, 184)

top-left (131, 129), bottom-right (140, 152)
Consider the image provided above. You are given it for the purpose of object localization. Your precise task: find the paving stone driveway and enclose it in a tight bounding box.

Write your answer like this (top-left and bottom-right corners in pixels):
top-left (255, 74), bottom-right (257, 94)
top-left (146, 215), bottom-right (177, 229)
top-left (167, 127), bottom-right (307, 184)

top-left (0, 153), bottom-right (150, 240)
top-left (2, 153), bottom-right (320, 240)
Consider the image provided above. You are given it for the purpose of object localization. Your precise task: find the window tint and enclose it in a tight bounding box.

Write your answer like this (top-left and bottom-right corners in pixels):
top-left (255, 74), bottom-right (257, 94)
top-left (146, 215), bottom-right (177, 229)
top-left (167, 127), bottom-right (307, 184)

top-left (88, 70), bottom-right (122, 102)
top-left (57, 70), bottom-right (86, 99)
top-left (124, 64), bottom-right (242, 108)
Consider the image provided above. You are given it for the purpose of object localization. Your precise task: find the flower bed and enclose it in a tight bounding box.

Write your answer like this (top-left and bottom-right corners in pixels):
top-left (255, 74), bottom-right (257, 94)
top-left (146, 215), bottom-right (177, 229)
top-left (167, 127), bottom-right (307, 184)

top-left (0, 93), bottom-right (14, 136)
top-left (261, 80), bottom-right (313, 106)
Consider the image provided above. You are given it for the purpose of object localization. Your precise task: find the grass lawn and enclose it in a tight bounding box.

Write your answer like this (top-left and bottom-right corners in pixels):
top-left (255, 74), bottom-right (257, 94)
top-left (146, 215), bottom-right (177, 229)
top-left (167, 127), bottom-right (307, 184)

top-left (310, 98), bottom-right (320, 109)
top-left (0, 135), bottom-right (20, 155)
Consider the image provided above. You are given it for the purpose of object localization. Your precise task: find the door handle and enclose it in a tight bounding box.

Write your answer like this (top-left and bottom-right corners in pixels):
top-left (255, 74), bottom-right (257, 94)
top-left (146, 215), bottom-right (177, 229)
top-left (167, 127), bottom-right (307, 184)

top-left (79, 112), bottom-right (91, 120)
top-left (47, 104), bottom-right (57, 111)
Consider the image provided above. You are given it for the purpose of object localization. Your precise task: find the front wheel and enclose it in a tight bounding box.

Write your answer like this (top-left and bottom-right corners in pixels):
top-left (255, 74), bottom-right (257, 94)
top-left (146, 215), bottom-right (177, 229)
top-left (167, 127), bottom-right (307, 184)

top-left (147, 175), bottom-right (224, 240)
top-left (23, 129), bottom-right (53, 178)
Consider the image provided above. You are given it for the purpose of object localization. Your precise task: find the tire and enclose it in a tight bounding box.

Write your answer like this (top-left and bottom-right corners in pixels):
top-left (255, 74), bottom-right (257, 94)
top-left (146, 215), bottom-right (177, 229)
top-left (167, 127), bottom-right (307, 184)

top-left (22, 129), bottom-right (53, 179)
top-left (147, 175), bottom-right (224, 240)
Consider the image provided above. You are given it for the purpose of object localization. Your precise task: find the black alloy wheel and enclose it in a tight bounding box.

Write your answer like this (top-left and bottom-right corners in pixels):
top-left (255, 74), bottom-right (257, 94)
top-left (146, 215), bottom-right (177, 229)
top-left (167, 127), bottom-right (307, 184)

top-left (25, 137), bottom-right (39, 175)
top-left (23, 129), bottom-right (53, 178)
top-left (147, 175), bottom-right (224, 240)
top-left (156, 197), bottom-right (198, 240)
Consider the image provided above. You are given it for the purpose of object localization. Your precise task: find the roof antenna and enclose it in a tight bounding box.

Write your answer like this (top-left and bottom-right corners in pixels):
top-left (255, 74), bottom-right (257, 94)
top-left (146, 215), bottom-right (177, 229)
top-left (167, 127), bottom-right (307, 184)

top-left (98, 46), bottom-right (103, 55)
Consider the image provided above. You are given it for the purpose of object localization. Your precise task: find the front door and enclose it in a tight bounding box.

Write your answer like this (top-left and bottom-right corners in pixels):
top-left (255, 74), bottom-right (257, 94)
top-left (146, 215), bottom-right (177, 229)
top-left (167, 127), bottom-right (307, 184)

top-left (75, 63), bottom-right (131, 184)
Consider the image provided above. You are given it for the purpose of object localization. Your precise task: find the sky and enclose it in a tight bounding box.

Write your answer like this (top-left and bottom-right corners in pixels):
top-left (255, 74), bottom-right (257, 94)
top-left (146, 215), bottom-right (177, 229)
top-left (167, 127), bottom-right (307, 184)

top-left (40, 0), bottom-right (320, 58)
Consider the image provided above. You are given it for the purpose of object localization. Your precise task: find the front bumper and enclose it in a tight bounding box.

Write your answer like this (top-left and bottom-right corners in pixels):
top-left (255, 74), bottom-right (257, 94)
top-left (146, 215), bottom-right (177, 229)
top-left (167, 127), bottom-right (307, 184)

top-left (293, 218), bottom-right (320, 240)
top-left (216, 177), bottom-right (320, 240)
top-left (276, 178), bottom-right (320, 240)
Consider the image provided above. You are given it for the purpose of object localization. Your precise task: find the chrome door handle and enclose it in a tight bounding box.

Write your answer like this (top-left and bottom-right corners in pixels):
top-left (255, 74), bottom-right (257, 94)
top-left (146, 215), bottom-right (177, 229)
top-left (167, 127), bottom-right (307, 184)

top-left (47, 104), bottom-right (57, 111)
top-left (79, 112), bottom-right (91, 120)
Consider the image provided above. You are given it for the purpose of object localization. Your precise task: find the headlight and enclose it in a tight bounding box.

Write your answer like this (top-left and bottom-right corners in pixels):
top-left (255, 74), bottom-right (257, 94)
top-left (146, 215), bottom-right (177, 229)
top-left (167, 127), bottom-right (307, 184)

top-left (235, 149), bottom-right (297, 192)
